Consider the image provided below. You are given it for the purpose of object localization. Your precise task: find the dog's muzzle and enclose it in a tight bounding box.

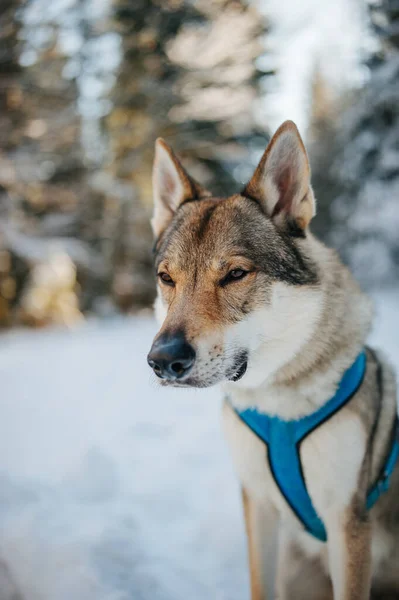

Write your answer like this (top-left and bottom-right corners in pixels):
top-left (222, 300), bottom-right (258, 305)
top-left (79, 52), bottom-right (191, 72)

top-left (147, 333), bottom-right (196, 381)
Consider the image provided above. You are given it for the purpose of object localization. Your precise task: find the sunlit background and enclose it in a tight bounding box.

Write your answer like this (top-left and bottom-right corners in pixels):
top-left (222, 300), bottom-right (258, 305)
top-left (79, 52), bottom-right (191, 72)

top-left (0, 0), bottom-right (398, 598)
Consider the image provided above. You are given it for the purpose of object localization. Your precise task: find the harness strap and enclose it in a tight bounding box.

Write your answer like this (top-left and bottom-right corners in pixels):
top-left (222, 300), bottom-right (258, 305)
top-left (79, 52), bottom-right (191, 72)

top-left (232, 352), bottom-right (399, 542)
top-left (366, 418), bottom-right (399, 510)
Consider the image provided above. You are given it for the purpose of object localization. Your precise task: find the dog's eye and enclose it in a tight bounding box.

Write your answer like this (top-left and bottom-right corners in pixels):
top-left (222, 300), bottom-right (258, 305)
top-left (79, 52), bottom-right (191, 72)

top-left (230, 269), bottom-right (246, 279)
top-left (222, 269), bottom-right (248, 285)
top-left (158, 272), bottom-right (174, 286)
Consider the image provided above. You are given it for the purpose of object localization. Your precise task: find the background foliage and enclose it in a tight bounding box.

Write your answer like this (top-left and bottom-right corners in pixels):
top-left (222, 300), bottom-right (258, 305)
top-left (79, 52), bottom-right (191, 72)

top-left (0, 0), bottom-right (397, 328)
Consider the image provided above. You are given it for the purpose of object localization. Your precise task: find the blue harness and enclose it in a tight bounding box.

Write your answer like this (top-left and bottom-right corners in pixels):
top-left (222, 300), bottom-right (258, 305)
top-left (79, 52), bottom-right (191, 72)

top-left (232, 352), bottom-right (399, 542)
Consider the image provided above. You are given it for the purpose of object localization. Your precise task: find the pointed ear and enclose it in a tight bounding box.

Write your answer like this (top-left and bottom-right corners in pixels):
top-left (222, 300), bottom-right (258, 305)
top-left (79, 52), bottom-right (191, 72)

top-left (151, 138), bottom-right (211, 237)
top-left (244, 121), bottom-right (315, 232)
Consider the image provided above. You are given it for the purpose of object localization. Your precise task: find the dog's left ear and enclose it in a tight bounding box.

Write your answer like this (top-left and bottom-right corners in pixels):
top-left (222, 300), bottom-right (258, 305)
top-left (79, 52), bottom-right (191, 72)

top-left (244, 120), bottom-right (315, 232)
top-left (152, 138), bottom-right (211, 237)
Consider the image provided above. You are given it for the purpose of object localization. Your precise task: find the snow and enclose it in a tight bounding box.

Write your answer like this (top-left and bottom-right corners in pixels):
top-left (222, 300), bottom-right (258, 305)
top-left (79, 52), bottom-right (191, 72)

top-left (0, 290), bottom-right (398, 599)
top-left (0, 318), bottom-right (246, 600)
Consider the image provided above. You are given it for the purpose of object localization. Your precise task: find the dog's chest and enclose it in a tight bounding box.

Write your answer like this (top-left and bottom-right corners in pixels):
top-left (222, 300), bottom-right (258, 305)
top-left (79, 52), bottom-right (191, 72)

top-left (222, 400), bottom-right (367, 530)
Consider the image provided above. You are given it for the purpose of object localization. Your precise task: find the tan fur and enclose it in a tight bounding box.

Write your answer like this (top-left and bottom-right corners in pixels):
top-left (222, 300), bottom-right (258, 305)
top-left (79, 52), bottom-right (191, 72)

top-left (242, 488), bottom-right (266, 600)
top-left (149, 121), bottom-right (399, 599)
top-left (153, 195), bottom-right (268, 343)
top-left (340, 502), bottom-right (372, 600)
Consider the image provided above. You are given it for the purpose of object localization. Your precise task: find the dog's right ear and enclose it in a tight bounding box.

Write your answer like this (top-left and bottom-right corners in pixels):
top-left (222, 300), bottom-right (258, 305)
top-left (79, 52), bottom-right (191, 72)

top-left (152, 138), bottom-right (211, 237)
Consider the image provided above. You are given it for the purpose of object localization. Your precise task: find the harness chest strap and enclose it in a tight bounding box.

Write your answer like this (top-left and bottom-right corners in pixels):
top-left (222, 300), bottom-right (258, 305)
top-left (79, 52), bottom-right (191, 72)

top-left (231, 352), bottom-right (399, 542)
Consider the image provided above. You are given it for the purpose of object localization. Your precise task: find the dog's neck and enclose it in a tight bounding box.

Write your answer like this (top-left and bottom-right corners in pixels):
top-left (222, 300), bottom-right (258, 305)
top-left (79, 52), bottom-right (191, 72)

top-left (223, 236), bottom-right (373, 420)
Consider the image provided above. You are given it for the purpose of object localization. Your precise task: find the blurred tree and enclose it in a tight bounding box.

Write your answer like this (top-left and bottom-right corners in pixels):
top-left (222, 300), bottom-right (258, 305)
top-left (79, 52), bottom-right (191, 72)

top-left (0, 0), bottom-right (272, 325)
top-left (0, 0), bottom-right (137, 323)
top-left (0, 0), bottom-right (94, 326)
top-left (107, 0), bottom-right (271, 310)
top-left (310, 0), bottom-right (399, 288)
top-left (0, 0), bottom-right (27, 326)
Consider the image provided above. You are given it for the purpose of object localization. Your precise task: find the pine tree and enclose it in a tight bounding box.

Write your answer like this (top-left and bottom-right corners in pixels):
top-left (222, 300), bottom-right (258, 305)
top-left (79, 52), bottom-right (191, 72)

top-left (314, 0), bottom-right (399, 287)
top-left (0, 0), bottom-right (272, 324)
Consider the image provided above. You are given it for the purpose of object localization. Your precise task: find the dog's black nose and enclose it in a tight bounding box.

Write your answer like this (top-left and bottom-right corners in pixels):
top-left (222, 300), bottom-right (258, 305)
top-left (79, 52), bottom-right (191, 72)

top-left (147, 334), bottom-right (195, 380)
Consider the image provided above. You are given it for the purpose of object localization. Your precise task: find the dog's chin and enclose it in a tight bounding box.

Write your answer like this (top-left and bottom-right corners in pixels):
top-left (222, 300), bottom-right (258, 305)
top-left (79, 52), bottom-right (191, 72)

top-left (158, 377), bottom-right (215, 389)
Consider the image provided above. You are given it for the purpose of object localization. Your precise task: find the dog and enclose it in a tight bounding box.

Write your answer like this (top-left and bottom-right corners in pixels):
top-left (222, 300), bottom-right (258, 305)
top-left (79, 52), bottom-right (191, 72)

top-left (147, 120), bottom-right (399, 600)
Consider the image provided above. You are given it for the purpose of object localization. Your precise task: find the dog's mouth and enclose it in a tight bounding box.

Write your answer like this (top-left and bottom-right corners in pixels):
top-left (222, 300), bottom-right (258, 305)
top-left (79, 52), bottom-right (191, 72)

top-left (228, 353), bottom-right (248, 382)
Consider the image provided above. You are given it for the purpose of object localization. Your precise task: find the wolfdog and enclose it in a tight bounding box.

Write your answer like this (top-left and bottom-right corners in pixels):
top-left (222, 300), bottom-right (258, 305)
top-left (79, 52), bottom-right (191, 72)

top-left (147, 121), bottom-right (399, 599)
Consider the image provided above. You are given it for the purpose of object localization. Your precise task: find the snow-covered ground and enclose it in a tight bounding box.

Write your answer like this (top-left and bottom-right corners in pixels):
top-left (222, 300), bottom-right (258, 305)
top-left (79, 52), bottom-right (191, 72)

top-left (0, 290), bottom-right (398, 600)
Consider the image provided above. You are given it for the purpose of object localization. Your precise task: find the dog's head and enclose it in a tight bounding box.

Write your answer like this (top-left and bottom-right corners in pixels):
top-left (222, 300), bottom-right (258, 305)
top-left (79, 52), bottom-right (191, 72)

top-left (147, 121), bottom-right (322, 389)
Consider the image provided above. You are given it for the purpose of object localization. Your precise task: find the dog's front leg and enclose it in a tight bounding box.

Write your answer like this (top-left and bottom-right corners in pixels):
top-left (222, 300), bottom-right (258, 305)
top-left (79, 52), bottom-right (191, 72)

top-left (326, 507), bottom-right (372, 600)
top-left (242, 487), bottom-right (278, 600)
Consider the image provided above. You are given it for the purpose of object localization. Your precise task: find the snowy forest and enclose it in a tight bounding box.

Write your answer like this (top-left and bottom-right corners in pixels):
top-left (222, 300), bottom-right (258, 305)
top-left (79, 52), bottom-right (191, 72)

top-left (0, 0), bottom-right (398, 327)
top-left (0, 1), bottom-right (399, 599)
